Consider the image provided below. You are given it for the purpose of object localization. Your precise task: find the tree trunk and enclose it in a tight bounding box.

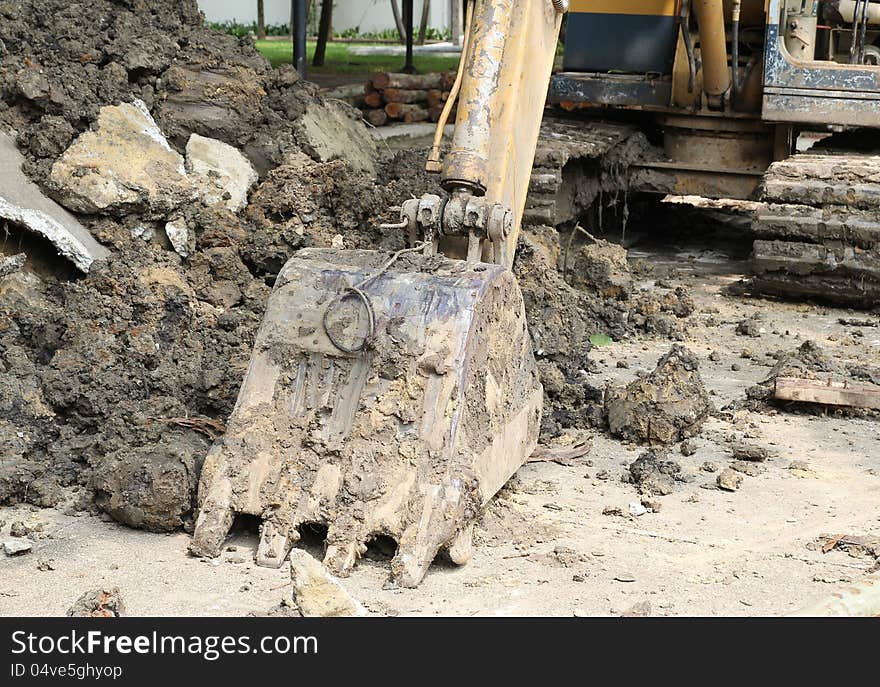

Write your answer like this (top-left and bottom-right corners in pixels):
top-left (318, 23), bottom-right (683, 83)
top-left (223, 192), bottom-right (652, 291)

top-left (418, 0), bottom-right (431, 45)
top-left (390, 0), bottom-right (407, 44)
top-left (257, 0), bottom-right (266, 40)
top-left (313, 0), bottom-right (332, 66)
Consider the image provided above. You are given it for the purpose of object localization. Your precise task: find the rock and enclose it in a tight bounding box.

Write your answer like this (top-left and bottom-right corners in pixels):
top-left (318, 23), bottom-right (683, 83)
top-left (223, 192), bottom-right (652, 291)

top-left (185, 134), bottom-right (258, 213)
top-left (736, 312), bottom-right (766, 337)
top-left (606, 345), bottom-right (714, 444)
top-left (289, 549), bottom-right (367, 618)
top-left (49, 100), bottom-right (195, 216)
top-left (37, 558), bottom-right (56, 571)
top-left (9, 521), bottom-right (31, 537)
top-left (732, 443), bottom-right (771, 462)
top-left (293, 100), bottom-right (378, 177)
top-left (3, 539), bottom-right (32, 555)
top-left (716, 468), bottom-right (743, 491)
top-left (164, 217), bottom-right (191, 258)
top-left (66, 588), bottom-right (126, 617)
top-left (0, 132), bottom-right (109, 272)
top-left (628, 501), bottom-right (648, 516)
top-left (701, 461), bottom-right (719, 473)
top-left (730, 460), bottom-right (762, 476)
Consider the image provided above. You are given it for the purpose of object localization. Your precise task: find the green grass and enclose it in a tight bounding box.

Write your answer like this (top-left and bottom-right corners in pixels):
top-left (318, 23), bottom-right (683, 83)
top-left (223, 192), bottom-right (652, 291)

top-left (255, 40), bottom-right (461, 74)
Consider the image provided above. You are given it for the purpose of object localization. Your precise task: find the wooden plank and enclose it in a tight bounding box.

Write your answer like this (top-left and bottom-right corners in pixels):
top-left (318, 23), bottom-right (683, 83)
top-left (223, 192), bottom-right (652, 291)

top-left (774, 376), bottom-right (880, 409)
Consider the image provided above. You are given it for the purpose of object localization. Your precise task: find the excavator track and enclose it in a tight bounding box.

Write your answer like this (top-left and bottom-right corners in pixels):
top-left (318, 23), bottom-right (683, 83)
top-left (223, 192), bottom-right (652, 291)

top-left (750, 149), bottom-right (880, 306)
top-left (525, 116), bottom-right (644, 227)
top-left (525, 121), bottom-right (880, 307)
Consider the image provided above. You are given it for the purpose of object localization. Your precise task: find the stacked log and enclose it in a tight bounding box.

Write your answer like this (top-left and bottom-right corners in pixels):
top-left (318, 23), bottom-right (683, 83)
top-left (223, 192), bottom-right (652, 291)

top-left (360, 71), bottom-right (457, 126)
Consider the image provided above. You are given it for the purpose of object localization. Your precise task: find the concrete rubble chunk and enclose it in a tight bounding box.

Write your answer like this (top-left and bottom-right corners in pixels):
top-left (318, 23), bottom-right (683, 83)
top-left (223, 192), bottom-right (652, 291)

top-left (164, 217), bottom-right (190, 258)
top-left (49, 100), bottom-right (195, 216)
top-left (3, 539), bottom-right (32, 556)
top-left (289, 549), bottom-right (367, 617)
top-left (294, 100), bottom-right (378, 177)
top-left (185, 134), bottom-right (258, 213)
top-left (0, 132), bottom-right (109, 272)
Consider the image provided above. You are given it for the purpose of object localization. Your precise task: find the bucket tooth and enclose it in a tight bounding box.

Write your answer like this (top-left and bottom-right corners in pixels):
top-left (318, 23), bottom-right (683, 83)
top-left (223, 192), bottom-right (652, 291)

top-left (190, 248), bottom-right (542, 586)
top-left (256, 522), bottom-right (297, 568)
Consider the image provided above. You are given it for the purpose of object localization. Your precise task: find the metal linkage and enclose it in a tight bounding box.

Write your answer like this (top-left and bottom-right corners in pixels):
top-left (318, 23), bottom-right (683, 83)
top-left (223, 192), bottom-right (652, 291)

top-left (382, 192), bottom-right (513, 264)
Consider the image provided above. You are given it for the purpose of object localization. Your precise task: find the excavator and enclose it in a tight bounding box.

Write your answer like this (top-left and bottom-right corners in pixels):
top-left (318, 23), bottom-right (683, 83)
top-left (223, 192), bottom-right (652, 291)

top-left (190, 0), bottom-right (880, 587)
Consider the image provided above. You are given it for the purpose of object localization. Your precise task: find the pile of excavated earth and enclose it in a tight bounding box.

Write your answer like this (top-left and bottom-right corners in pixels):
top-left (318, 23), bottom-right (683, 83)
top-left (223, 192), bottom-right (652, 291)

top-left (1, 0), bottom-right (874, 555)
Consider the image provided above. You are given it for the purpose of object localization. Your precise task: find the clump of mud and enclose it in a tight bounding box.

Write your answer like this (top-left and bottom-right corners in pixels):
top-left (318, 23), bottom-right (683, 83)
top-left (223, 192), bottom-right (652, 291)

top-left (626, 449), bottom-right (684, 496)
top-left (605, 345), bottom-right (713, 444)
top-left (67, 587), bottom-right (126, 617)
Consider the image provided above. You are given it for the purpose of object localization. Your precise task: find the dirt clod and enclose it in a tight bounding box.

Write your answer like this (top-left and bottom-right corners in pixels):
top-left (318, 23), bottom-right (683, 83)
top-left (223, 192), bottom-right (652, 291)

top-left (732, 443), bottom-right (771, 462)
top-left (627, 449), bottom-right (682, 496)
top-left (66, 587), bottom-right (126, 617)
top-left (716, 468), bottom-right (743, 492)
top-left (606, 345), bottom-right (713, 444)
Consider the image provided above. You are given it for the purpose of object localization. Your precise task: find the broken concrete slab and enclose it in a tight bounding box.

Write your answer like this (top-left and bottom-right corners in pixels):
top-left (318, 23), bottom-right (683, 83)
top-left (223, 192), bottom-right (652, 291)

top-left (3, 539), bottom-right (33, 555)
top-left (185, 134), bottom-right (258, 213)
top-left (289, 549), bottom-right (367, 618)
top-left (294, 99), bottom-right (378, 177)
top-left (0, 131), bottom-right (109, 272)
top-left (49, 100), bottom-right (195, 216)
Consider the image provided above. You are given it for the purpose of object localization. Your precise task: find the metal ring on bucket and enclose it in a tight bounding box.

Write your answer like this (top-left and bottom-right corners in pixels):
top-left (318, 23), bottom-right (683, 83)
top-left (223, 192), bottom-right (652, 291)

top-left (322, 287), bottom-right (377, 354)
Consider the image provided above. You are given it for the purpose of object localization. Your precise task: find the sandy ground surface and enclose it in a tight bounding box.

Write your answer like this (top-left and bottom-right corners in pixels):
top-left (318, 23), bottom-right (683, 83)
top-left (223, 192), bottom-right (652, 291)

top-left (2, 222), bottom-right (879, 617)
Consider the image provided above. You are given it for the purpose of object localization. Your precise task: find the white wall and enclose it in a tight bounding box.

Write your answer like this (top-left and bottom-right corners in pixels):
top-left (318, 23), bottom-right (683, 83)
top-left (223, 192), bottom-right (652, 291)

top-left (199, 1), bottom-right (452, 33)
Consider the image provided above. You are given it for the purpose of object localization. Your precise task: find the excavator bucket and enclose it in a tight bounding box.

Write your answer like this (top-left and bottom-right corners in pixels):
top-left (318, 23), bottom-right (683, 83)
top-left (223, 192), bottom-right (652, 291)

top-left (190, 248), bottom-right (542, 587)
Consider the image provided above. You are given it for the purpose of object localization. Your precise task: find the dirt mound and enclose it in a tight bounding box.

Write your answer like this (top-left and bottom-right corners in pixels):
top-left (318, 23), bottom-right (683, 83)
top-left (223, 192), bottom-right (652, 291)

top-left (745, 340), bottom-right (878, 415)
top-left (0, 0), bottom-right (375, 181)
top-left (626, 449), bottom-right (684, 496)
top-left (0, 1), bottom-right (436, 525)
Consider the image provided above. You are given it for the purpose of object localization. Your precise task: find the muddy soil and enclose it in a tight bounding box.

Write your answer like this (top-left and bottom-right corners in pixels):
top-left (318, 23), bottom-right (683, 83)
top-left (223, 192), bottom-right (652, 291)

top-left (3, 221), bottom-right (878, 617)
top-left (0, 0), bottom-right (693, 536)
top-left (0, 1), bottom-right (436, 523)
